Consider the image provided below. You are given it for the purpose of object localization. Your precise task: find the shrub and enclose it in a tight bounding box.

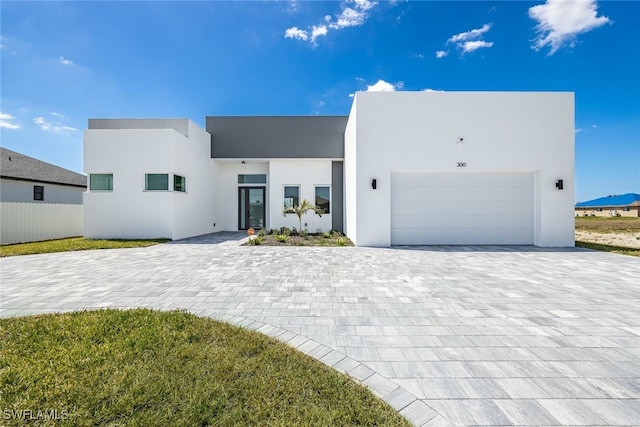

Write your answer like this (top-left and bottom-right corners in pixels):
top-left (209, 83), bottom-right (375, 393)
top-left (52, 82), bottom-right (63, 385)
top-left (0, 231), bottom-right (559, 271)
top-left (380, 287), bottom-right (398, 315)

top-left (258, 228), bottom-right (266, 238)
top-left (337, 237), bottom-right (347, 246)
top-left (275, 234), bottom-right (289, 243)
top-left (248, 235), bottom-right (263, 245)
top-left (323, 232), bottom-right (332, 239)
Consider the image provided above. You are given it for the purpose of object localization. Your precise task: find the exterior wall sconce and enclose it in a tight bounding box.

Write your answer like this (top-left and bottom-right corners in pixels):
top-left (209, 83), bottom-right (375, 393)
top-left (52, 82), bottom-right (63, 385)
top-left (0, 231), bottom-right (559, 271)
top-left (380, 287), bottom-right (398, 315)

top-left (371, 179), bottom-right (377, 190)
top-left (457, 137), bottom-right (464, 144)
top-left (555, 179), bottom-right (564, 190)
top-left (241, 161), bottom-right (245, 166)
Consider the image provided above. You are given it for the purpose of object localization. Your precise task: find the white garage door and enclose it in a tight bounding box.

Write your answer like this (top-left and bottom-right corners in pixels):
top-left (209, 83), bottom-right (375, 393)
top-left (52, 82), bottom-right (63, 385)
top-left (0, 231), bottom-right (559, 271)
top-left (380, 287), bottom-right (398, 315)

top-left (391, 173), bottom-right (534, 245)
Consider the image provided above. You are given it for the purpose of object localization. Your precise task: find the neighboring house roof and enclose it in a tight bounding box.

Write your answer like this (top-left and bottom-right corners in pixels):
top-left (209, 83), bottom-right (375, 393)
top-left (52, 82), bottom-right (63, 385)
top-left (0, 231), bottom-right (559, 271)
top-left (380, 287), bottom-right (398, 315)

top-left (575, 193), bottom-right (640, 208)
top-left (0, 147), bottom-right (87, 188)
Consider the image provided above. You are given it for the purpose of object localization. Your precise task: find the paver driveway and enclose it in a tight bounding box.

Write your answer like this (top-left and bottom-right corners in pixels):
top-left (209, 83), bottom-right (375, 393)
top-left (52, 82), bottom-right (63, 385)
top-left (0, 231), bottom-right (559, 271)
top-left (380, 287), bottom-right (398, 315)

top-left (1, 234), bottom-right (639, 426)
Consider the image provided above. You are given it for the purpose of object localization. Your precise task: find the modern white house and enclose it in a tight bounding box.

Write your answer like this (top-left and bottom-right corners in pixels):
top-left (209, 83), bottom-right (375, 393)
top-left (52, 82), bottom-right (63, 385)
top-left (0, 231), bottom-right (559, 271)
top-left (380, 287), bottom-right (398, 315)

top-left (84, 91), bottom-right (575, 247)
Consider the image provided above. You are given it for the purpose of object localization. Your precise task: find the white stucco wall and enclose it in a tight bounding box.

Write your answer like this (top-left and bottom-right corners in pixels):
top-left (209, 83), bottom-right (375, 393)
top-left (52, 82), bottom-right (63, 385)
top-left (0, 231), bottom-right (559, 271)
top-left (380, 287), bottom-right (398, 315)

top-left (0, 178), bottom-right (84, 204)
top-left (84, 121), bottom-right (216, 240)
top-left (344, 100), bottom-right (358, 244)
top-left (346, 91), bottom-right (575, 247)
top-left (268, 160), bottom-right (333, 232)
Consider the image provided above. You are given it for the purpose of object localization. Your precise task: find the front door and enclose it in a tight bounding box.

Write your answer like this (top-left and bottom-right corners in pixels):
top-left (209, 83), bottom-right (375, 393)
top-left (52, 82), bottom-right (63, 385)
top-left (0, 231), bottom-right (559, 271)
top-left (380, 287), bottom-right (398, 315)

top-left (238, 187), bottom-right (265, 230)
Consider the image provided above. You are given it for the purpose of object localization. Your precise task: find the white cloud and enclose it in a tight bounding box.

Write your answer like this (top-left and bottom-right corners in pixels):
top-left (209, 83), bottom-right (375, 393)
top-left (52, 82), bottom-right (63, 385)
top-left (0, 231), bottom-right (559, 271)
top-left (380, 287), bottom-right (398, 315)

top-left (444, 23), bottom-right (494, 55)
top-left (284, 26), bottom-right (308, 41)
top-left (59, 56), bottom-right (74, 66)
top-left (448, 23), bottom-right (492, 44)
top-left (461, 40), bottom-right (494, 53)
top-left (33, 116), bottom-right (77, 134)
top-left (575, 128), bottom-right (583, 133)
top-left (286, 0), bottom-right (379, 44)
top-left (311, 25), bottom-right (328, 43)
top-left (366, 79), bottom-right (397, 92)
top-left (529, 0), bottom-right (611, 54)
top-left (423, 88), bottom-right (444, 92)
top-left (0, 112), bottom-right (20, 130)
top-left (51, 112), bottom-right (66, 118)
top-left (592, 124), bottom-right (598, 128)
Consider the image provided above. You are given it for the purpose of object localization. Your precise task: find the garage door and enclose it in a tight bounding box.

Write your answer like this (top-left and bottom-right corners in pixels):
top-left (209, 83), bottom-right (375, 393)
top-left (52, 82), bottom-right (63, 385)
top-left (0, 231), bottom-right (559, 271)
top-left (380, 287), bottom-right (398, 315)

top-left (391, 173), bottom-right (534, 245)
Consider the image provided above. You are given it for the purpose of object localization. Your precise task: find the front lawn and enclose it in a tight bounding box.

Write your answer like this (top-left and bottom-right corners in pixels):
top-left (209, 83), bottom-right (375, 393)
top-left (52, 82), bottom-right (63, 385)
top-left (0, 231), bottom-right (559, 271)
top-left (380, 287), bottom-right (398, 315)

top-left (575, 241), bottom-right (640, 257)
top-left (575, 216), bottom-right (640, 233)
top-left (0, 237), bottom-right (169, 257)
top-left (0, 309), bottom-right (409, 426)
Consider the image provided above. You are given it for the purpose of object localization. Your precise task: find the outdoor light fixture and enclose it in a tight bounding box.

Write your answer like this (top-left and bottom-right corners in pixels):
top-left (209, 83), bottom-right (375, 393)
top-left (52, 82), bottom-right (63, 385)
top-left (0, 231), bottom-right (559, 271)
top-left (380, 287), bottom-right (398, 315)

top-left (555, 179), bottom-right (564, 190)
top-left (241, 161), bottom-right (245, 166)
top-left (371, 179), bottom-right (377, 190)
top-left (457, 137), bottom-right (464, 144)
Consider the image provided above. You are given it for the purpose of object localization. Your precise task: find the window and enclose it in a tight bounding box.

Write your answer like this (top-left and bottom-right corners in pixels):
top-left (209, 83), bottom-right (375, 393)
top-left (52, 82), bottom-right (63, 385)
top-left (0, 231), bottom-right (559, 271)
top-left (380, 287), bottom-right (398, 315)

top-left (238, 174), bottom-right (267, 184)
top-left (315, 186), bottom-right (330, 214)
top-left (145, 174), bottom-right (169, 191)
top-left (33, 185), bottom-right (44, 201)
top-left (624, 207), bottom-right (630, 212)
top-left (90, 174), bottom-right (113, 191)
top-left (283, 186), bottom-right (299, 209)
top-left (174, 174), bottom-right (186, 192)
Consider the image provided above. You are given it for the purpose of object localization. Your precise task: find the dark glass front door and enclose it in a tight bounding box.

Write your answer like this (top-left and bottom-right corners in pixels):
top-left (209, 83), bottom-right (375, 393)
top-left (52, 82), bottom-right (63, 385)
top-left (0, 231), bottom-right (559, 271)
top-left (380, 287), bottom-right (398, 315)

top-left (238, 187), bottom-right (265, 230)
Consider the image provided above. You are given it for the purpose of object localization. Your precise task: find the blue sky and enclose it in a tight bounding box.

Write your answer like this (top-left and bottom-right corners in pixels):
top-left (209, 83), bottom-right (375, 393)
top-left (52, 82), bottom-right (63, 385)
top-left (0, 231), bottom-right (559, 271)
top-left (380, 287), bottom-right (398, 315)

top-left (1, 0), bottom-right (638, 202)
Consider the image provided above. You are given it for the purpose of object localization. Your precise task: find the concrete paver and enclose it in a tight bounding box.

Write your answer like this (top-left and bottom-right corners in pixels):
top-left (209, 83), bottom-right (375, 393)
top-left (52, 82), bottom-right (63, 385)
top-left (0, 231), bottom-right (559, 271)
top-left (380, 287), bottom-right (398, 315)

top-left (1, 234), bottom-right (639, 426)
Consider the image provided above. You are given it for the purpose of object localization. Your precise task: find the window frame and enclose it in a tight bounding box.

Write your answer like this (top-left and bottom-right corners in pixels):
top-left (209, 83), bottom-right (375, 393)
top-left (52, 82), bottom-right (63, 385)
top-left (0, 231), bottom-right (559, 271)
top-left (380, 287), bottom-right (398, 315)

top-left (89, 174), bottom-right (114, 191)
top-left (33, 185), bottom-right (44, 201)
top-left (283, 185), bottom-right (300, 211)
top-left (145, 173), bottom-right (169, 191)
top-left (238, 174), bottom-right (267, 185)
top-left (173, 174), bottom-right (187, 193)
top-left (314, 185), bottom-right (331, 214)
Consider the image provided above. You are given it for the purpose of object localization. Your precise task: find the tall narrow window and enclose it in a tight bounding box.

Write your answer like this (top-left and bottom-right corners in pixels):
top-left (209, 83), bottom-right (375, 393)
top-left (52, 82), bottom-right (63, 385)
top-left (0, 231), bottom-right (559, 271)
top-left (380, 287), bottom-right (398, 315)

top-left (174, 174), bottom-right (186, 192)
top-left (283, 186), bottom-right (299, 209)
top-left (315, 186), bottom-right (330, 214)
top-left (33, 185), bottom-right (44, 201)
top-left (145, 174), bottom-right (169, 191)
top-left (89, 174), bottom-right (113, 191)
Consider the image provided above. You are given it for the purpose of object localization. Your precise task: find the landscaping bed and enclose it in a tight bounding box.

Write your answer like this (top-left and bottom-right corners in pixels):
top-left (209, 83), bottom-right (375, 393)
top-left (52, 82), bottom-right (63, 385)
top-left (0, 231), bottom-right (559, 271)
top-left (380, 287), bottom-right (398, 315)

top-left (246, 229), bottom-right (353, 246)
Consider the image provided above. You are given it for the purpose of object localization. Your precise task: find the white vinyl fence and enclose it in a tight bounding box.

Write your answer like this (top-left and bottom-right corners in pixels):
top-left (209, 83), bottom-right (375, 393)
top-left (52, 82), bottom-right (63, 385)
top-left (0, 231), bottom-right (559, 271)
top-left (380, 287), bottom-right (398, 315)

top-left (1, 202), bottom-right (83, 245)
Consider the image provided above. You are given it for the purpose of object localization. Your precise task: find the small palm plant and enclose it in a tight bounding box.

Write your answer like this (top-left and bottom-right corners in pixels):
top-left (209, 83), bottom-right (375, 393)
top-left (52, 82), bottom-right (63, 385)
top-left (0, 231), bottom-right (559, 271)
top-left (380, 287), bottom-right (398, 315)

top-left (283, 199), bottom-right (324, 234)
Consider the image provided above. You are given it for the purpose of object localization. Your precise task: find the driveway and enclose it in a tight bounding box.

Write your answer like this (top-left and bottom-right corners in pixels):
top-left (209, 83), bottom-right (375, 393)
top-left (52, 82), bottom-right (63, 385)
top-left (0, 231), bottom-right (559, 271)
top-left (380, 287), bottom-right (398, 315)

top-left (1, 235), bottom-right (639, 426)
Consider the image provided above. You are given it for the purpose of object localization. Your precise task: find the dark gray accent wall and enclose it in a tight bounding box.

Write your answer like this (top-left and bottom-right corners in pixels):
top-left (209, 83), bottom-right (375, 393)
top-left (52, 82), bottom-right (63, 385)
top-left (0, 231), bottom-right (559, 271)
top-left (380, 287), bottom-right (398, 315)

top-left (88, 119), bottom-right (190, 137)
top-left (207, 116), bottom-right (347, 159)
top-left (332, 161), bottom-right (344, 232)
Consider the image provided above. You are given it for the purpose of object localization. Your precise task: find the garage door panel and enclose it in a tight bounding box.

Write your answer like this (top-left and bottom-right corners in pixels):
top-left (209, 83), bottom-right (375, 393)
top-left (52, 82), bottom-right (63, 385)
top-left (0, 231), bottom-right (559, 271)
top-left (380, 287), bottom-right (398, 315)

top-left (392, 228), bottom-right (533, 245)
top-left (391, 199), bottom-right (534, 215)
top-left (391, 172), bottom-right (532, 188)
top-left (392, 187), bottom-right (532, 203)
top-left (391, 172), bottom-right (534, 245)
top-left (391, 214), bottom-right (533, 229)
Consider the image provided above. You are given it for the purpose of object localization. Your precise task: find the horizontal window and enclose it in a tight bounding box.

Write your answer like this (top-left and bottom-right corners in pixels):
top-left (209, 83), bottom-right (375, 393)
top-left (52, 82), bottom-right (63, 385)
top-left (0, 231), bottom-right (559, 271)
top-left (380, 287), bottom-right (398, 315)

top-left (34, 185), bottom-right (44, 201)
top-left (284, 186), bottom-right (299, 209)
top-left (145, 174), bottom-right (169, 191)
top-left (174, 174), bottom-right (186, 193)
top-left (238, 174), bottom-right (267, 184)
top-left (315, 186), bottom-right (330, 214)
top-left (90, 174), bottom-right (113, 191)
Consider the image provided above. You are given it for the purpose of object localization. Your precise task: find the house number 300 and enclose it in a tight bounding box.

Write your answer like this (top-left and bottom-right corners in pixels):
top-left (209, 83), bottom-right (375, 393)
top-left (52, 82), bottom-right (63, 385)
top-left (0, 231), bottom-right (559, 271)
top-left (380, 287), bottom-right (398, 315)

top-left (457, 162), bottom-right (467, 167)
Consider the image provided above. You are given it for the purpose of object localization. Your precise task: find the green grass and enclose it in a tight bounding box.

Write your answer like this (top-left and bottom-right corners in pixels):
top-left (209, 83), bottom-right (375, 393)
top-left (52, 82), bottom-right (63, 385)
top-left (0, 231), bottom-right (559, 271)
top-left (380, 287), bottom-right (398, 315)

top-left (0, 309), bottom-right (409, 426)
top-left (0, 237), bottom-right (169, 257)
top-left (575, 240), bottom-right (640, 257)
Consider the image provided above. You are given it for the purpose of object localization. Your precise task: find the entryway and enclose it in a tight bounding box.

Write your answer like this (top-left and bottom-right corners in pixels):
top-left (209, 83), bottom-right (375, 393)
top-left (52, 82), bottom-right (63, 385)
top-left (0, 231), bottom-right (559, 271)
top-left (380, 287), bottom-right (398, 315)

top-left (238, 187), bottom-right (265, 230)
